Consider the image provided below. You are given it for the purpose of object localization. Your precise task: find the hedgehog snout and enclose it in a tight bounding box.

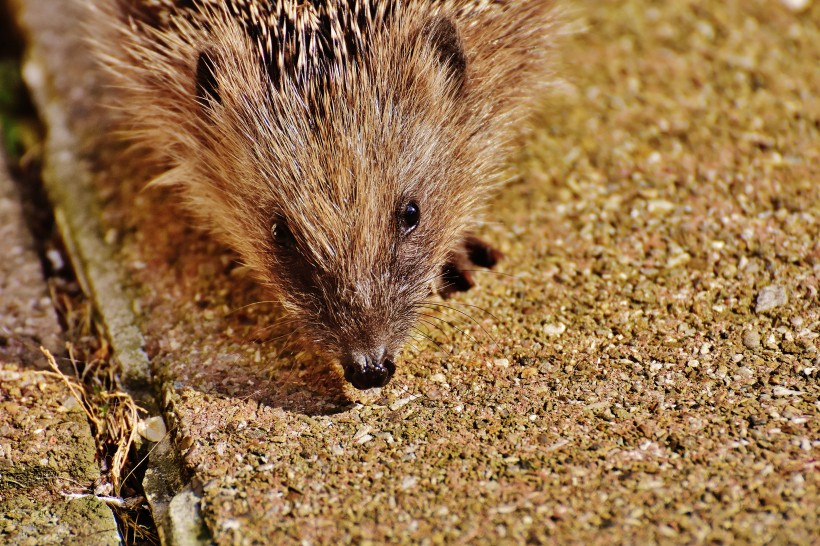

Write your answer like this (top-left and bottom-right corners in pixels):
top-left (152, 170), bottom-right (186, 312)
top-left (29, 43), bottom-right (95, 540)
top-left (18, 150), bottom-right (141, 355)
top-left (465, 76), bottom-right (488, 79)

top-left (341, 346), bottom-right (396, 390)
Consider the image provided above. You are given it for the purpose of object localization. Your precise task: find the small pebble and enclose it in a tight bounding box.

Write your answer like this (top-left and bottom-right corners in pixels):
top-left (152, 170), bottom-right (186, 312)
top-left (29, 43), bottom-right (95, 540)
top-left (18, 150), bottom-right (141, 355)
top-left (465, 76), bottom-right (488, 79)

top-left (543, 323), bottom-right (566, 336)
top-left (136, 416), bottom-right (167, 443)
top-left (773, 386), bottom-right (803, 397)
top-left (46, 249), bottom-right (65, 271)
top-left (353, 425), bottom-right (372, 441)
top-left (755, 285), bottom-right (787, 313)
top-left (60, 395), bottom-right (81, 412)
top-left (781, 0), bottom-right (811, 12)
top-left (95, 482), bottom-right (113, 496)
top-left (646, 199), bottom-right (674, 215)
top-left (401, 476), bottom-right (418, 490)
top-left (389, 394), bottom-right (419, 411)
top-left (742, 330), bottom-right (761, 350)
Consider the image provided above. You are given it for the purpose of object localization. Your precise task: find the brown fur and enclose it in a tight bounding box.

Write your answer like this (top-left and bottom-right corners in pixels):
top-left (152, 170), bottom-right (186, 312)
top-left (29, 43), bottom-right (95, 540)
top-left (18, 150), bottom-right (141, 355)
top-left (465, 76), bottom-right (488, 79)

top-left (88, 0), bottom-right (561, 388)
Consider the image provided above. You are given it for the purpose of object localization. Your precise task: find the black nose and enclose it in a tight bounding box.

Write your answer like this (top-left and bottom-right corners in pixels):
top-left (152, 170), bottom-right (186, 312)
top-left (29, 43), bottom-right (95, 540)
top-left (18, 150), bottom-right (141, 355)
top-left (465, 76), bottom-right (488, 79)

top-left (341, 349), bottom-right (396, 390)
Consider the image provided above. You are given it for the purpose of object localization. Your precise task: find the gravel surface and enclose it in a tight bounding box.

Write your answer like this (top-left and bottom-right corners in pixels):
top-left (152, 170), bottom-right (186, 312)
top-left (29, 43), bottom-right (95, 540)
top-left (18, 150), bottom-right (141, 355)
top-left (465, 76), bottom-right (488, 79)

top-left (132, 1), bottom-right (820, 543)
top-left (0, 364), bottom-right (119, 545)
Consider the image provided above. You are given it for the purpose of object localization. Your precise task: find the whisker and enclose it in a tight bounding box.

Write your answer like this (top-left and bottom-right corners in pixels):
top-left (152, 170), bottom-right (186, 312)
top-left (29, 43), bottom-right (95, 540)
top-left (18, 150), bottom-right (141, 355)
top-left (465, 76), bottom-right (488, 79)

top-left (412, 316), bottom-right (496, 370)
top-left (245, 319), bottom-right (300, 344)
top-left (410, 326), bottom-right (451, 356)
top-left (423, 299), bottom-right (503, 324)
top-left (250, 328), bottom-right (300, 346)
top-left (264, 329), bottom-right (302, 345)
top-left (419, 307), bottom-right (498, 362)
top-left (417, 317), bottom-right (450, 339)
top-left (418, 302), bottom-right (497, 345)
top-left (246, 317), bottom-right (298, 334)
top-left (418, 312), bottom-right (478, 344)
top-left (226, 300), bottom-right (278, 315)
top-left (457, 269), bottom-right (520, 281)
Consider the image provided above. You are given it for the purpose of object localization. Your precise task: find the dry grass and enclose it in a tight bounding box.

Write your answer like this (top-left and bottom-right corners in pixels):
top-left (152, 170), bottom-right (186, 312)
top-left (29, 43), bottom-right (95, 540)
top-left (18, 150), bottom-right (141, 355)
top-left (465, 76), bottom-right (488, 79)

top-left (39, 264), bottom-right (159, 544)
top-left (39, 340), bottom-right (159, 545)
top-left (40, 346), bottom-right (141, 496)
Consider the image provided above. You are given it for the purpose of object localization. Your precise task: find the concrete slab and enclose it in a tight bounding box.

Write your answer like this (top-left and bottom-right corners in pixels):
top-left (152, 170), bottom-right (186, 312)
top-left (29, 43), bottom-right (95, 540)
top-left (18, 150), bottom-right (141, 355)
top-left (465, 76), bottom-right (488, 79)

top-left (0, 365), bottom-right (121, 546)
top-left (14, 0), bottom-right (819, 544)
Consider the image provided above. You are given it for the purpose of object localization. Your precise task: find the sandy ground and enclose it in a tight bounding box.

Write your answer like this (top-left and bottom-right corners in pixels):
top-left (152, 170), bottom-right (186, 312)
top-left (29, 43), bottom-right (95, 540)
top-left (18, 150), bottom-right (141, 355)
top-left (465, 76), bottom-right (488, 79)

top-left (8, 0), bottom-right (820, 544)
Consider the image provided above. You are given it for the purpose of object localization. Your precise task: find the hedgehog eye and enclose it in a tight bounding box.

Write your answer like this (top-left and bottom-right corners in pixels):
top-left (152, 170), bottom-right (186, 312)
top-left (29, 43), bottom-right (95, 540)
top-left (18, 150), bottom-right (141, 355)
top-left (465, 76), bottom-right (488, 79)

top-left (399, 201), bottom-right (421, 235)
top-left (271, 219), bottom-right (296, 248)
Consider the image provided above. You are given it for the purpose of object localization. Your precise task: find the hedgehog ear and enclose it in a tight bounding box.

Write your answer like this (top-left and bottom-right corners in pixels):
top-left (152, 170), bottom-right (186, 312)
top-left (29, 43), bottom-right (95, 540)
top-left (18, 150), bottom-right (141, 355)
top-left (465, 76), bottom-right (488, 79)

top-left (195, 49), bottom-right (221, 109)
top-left (422, 16), bottom-right (467, 93)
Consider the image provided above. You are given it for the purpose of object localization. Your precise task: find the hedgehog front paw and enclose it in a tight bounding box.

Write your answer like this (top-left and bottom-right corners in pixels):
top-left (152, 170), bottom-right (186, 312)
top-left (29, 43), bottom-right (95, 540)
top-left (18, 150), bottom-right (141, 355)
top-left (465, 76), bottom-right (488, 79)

top-left (437, 235), bottom-right (503, 298)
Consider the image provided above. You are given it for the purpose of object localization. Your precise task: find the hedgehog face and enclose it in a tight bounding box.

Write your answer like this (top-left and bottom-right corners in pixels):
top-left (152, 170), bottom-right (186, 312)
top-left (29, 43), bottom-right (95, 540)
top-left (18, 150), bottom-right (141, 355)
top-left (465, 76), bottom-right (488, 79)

top-left (231, 17), bottom-right (481, 389)
top-left (255, 105), bottom-right (464, 390)
top-left (258, 173), bottom-right (450, 389)
top-left (265, 203), bottom-right (433, 390)
top-left (186, 13), bottom-right (493, 389)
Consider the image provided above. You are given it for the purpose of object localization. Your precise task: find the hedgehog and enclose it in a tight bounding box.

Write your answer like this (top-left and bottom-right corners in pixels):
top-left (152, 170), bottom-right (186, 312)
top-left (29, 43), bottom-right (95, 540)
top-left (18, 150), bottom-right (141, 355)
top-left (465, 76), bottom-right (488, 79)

top-left (89, 0), bottom-right (561, 389)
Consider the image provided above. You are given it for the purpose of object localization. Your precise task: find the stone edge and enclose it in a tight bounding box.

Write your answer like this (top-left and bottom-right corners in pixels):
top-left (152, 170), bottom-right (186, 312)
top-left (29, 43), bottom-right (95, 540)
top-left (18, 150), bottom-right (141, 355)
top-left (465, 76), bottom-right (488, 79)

top-left (12, 2), bottom-right (210, 543)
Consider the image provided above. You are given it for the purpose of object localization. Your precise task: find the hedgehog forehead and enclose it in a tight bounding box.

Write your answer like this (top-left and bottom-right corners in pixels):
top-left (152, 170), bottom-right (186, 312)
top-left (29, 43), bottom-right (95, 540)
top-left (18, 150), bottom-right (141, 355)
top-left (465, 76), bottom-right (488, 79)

top-left (275, 144), bottom-right (399, 242)
top-left (257, 71), bottom-right (452, 201)
top-left (268, 121), bottom-right (444, 270)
